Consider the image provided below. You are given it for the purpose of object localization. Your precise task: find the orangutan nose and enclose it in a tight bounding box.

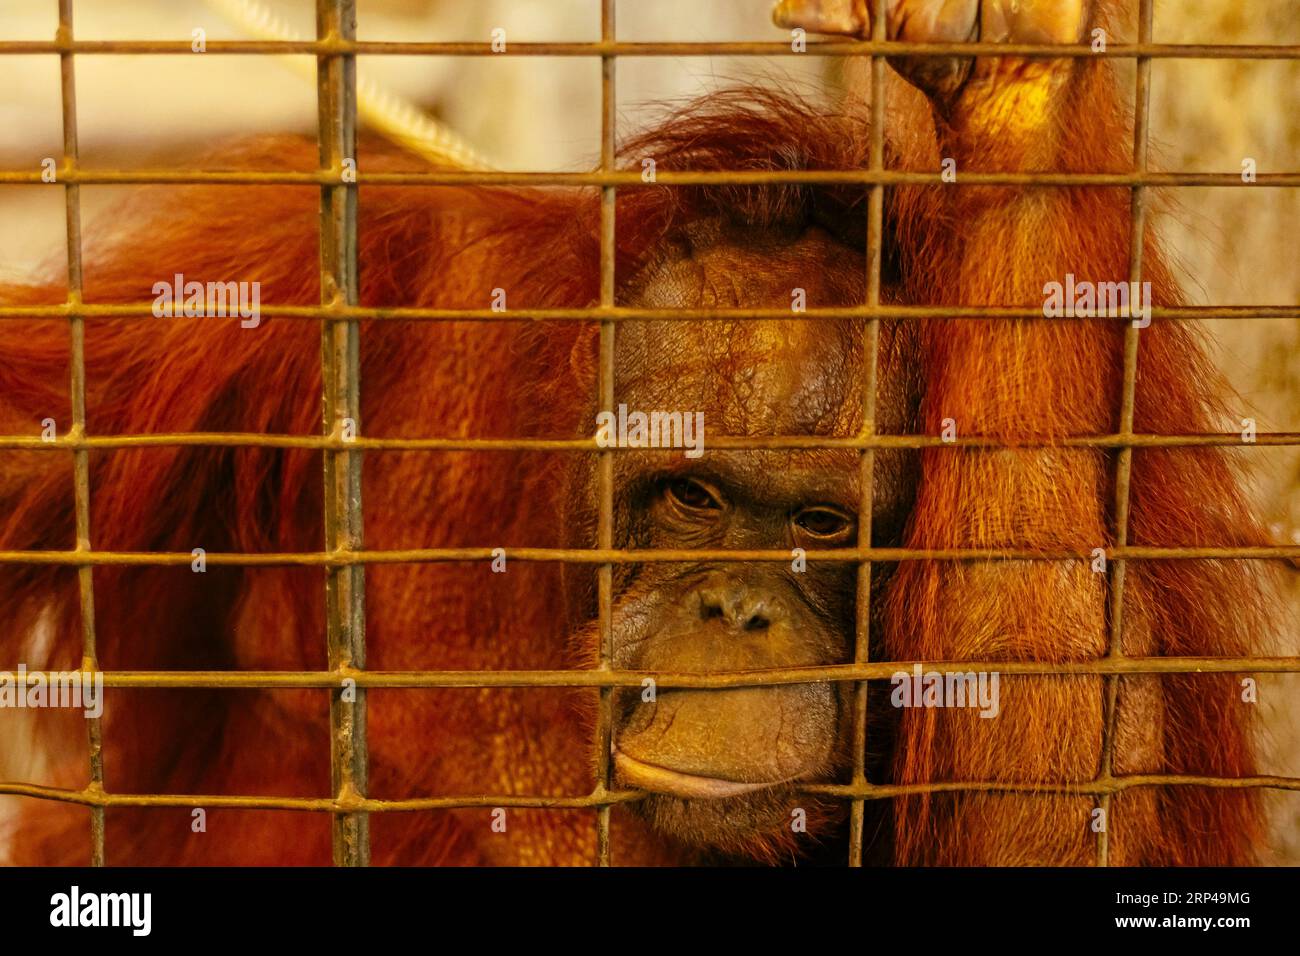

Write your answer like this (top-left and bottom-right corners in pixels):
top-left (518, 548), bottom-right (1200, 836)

top-left (697, 578), bottom-right (774, 633)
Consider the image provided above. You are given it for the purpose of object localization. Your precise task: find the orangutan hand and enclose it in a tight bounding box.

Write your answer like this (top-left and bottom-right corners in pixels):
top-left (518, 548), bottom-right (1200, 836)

top-left (772, 0), bottom-right (1090, 109)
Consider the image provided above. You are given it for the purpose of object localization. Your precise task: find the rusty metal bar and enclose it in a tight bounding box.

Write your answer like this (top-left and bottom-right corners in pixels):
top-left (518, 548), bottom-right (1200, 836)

top-left (1, 772), bottom-right (1297, 817)
top-left (0, 782), bottom-right (638, 811)
top-left (2, 168), bottom-right (1296, 187)
top-left (317, 0), bottom-right (368, 868)
top-left (1, 431), bottom-right (1296, 452)
top-left (2, 302), bottom-right (1296, 323)
top-left (847, 0), bottom-right (888, 869)
top-left (4, 655), bottom-right (1300, 691)
top-left (0, 38), bottom-right (1297, 59)
top-left (0, 543), bottom-right (1296, 568)
top-left (55, 0), bottom-right (106, 868)
top-left (1097, 0), bottom-right (1155, 869)
top-left (593, 0), bottom-right (618, 867)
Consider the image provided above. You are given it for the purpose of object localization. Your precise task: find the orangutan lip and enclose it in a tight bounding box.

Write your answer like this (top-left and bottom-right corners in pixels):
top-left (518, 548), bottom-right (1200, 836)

top-left (613, 749), bottom-right (794, 799)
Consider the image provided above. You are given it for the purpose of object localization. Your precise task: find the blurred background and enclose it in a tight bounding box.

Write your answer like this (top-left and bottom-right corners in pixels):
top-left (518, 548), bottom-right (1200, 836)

top-left (0, 0), bottom-right (1296, 860)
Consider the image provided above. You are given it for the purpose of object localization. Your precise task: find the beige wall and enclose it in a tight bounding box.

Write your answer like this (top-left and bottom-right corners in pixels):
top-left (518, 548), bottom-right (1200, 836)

top-left (1156, 0), bottom-right (1300, 864)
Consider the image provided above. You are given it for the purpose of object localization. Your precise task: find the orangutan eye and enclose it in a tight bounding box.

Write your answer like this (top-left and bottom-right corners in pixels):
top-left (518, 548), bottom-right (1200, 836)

top-left (794, 507), bottom-right (854, 539)
top-left (664, 478), bottom-right (721, 511)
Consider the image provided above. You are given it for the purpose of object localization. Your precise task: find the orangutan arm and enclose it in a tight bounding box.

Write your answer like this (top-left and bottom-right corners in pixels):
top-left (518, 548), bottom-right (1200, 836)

top-left (775, 0), bottom-right (1253, 865)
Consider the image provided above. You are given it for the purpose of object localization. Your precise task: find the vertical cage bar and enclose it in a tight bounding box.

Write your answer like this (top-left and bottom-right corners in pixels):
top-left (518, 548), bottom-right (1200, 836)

top-left (316, 0), bottom-right (368, 867)
top-left (593, 0), bottom-right (617, 868)
top-left (57, 0), bottom-right (105, 867)
top-left (848, 0), bottom-right (888, 869)
top-left (1097, 0), bottom-right (1154, 868)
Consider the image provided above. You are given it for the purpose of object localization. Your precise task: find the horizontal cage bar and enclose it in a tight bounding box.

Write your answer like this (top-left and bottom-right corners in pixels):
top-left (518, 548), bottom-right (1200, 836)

top-left (3, 657), bottom-right (1299, 689)
top-left (0, 432), bottom-right (1296, 451)
top-left (1, 773), bottom-right (1297, 815)
top-left (1, 304), bottom-right (1296, 322)
top-left (1, 169), bottom-right (1297, 187)
top-left (1, 39), bottom-right (1298, 59)
top-left (0, 545), bottom-right (1294, 567)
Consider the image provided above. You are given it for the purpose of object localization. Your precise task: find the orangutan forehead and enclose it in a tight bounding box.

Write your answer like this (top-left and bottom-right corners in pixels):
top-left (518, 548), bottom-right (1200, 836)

top-left (615, 227), bottom-right (866, 436)
top-left (622, 221), bottom-right (866, 310)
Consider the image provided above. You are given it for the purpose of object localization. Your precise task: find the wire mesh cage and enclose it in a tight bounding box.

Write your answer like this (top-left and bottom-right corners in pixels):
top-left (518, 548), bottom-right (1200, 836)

top-left (0, 0), bottom-right (1297, 867)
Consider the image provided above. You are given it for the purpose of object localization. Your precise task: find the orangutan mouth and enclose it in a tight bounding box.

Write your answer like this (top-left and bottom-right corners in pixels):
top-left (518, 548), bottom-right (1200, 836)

top-left (613, 749), bottom-right (798, 799)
